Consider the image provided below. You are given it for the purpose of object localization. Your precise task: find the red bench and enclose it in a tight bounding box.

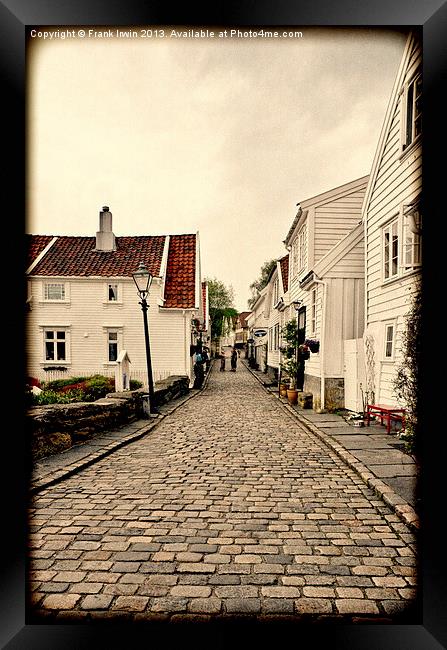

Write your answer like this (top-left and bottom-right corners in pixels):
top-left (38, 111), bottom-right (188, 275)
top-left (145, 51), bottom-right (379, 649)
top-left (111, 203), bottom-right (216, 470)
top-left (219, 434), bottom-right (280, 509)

top-left (366, 404), bottom-right (406, 434)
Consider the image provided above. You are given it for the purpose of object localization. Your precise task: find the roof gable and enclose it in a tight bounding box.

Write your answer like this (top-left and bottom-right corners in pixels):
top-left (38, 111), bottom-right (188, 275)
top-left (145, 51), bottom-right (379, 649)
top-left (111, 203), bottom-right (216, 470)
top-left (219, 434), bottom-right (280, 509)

top-left (163, 234), bottom-right (197, 309)
top-left (312, 222), bottom-right (363, 278)
top-left (361, 31), bottom-right (419, 218)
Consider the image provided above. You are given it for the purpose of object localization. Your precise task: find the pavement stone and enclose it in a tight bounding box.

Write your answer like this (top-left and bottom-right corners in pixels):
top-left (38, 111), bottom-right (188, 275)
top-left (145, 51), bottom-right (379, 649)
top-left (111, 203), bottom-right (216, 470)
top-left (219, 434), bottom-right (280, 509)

top-left (27, 361), bottom-right (419, 623)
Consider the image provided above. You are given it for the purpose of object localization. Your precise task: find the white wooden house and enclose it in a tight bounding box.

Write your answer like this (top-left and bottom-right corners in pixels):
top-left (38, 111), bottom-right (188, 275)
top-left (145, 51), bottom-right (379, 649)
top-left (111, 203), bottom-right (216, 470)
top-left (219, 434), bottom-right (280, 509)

top-left (246, 287), bottom-right (269, 371)
top-left (264, 255), bottom-right (290, 379)
top-left (283, 175), bottom-right (369, 410)
top-left (362, 31), bottom-right (421, 407)
top-left (26, 206), bottom-right (205, 387)
top-left (234, 311), bottom-right (252, 354)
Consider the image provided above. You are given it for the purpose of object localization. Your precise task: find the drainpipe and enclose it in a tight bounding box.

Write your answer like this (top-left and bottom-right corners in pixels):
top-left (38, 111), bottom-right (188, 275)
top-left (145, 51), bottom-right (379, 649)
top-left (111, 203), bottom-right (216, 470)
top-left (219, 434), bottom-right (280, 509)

top-left (312, 277), bottom-right (328, 412)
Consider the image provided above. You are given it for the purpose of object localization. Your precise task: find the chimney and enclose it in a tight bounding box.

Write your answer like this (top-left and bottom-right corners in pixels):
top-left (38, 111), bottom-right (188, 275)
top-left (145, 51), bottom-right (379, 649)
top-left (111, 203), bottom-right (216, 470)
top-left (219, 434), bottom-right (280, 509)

top-left (95, 206), bottom-right (116, 251)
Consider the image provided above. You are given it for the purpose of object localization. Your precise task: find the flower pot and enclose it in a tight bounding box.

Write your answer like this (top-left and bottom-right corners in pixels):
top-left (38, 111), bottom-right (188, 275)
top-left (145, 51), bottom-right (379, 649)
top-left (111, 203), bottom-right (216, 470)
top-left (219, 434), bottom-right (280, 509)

top-left (279, 383), bottom-right (288, 397)
top-left (287, 388), bottom-right (298, 405)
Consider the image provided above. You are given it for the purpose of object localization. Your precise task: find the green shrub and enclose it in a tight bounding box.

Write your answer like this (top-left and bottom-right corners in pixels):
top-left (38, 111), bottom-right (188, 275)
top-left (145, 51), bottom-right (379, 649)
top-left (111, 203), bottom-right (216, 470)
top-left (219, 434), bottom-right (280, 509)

top-left (43, 376), bottom-right (87, 391)
top-left (32, 390), bottom-right (74, 405)
top-left (29, 374), bottom-right (143, 406)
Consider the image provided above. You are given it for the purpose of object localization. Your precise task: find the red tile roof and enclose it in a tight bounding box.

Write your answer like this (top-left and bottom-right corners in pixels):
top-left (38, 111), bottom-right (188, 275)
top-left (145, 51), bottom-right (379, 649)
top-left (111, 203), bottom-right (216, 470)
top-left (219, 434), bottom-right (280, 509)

top-left (279, 254), bottom-right (289, 293)
top-left (28, 235), bottom-right (166, 277)
top-left (26, 235), bottom-right (54, 269)
top-left (163, 234), bottom-right (197, 309)
top-left (27, 233), bottom-right (199, 310)
top-left (238, 311), bottom-right (251, 328)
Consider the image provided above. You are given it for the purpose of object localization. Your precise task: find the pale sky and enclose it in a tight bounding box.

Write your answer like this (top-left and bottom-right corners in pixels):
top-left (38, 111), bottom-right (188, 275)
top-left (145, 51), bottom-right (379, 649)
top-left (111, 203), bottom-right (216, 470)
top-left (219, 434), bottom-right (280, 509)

top-left (27, 27), bottom-right (407, 311)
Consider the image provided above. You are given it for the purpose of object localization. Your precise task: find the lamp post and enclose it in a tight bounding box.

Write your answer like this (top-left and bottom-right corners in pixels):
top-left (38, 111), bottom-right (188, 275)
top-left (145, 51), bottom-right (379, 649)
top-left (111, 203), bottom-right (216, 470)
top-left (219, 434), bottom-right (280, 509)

top-left (132, 261), bottom-right (158, 415)
top-left (292, 300), bottom-right (302, 390)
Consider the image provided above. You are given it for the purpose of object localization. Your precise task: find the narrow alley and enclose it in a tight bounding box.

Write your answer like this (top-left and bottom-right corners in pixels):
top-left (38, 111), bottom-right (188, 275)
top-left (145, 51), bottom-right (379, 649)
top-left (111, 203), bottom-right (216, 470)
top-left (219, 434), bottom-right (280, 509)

top-left (28, 362), bottom-right (418, 623)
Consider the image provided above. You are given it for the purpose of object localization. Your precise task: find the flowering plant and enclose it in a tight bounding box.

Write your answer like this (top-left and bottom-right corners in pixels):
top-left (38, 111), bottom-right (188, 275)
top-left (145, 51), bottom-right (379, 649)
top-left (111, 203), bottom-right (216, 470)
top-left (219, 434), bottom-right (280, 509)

top-left (305, 338), bottom-right (320, 353)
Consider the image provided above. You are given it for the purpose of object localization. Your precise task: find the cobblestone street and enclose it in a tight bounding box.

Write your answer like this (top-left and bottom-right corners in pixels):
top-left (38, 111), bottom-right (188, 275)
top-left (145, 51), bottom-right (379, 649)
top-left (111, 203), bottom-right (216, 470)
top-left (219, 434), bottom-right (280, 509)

top-left (28, 362), bottom-right (418, 623)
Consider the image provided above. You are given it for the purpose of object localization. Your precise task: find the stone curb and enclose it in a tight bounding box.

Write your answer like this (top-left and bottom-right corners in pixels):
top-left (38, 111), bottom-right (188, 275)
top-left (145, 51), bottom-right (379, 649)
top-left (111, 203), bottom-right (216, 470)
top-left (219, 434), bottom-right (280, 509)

top-left (242, 361), bottom-right (420, 533)
top-left (29, 361), bottom-right (215, 495)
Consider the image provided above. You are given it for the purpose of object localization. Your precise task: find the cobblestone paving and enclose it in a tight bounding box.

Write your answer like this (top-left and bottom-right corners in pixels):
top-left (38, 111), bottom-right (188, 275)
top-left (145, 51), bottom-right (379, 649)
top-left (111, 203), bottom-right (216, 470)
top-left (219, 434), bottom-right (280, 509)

top-left (28, 363), bottom-right (418, 623)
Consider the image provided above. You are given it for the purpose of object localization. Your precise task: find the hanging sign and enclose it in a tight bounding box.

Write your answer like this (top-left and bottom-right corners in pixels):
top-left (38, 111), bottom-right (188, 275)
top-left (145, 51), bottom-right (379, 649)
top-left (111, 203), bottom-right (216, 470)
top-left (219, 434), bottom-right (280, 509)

top-left (253, 329), bottom-right (268, 338)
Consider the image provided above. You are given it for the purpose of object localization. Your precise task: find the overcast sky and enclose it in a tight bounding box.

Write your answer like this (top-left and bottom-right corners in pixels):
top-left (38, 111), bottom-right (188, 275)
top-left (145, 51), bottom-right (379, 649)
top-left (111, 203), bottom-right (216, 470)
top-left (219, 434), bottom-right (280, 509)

top-left (27, 27), bottom-right (407, 311)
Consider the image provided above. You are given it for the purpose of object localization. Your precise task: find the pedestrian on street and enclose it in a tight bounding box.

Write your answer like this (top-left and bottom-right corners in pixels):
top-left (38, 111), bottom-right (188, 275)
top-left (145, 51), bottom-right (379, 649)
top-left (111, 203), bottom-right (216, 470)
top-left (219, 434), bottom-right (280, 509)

top-left (220, 348), bottom-right (226, 372)
top-left (201, 346), bottom-right (210, 372)
top-left (193, 348), bottom-right (205, 388)
top-left (230, 347), bottom-right (238, 372)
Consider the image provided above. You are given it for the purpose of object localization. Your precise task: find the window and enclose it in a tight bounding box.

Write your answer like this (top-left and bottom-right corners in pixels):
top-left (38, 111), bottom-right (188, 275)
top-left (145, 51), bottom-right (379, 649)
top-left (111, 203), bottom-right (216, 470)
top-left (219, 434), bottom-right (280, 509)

top-left (44, 330), bottom-right (67, 361)
top-left (273, 278), bottom-right (279, 306)
top-left (292, 224), bottom-right (307, 276)
top-left (383, 219), bottom-right (399, 280)
top-left (108, 283), bottom-right (119, 302)
top-left (310, 288), bottom-right (317, 335)
top-left (274, 323), bottom-right (280, 351)
top-left (403, 203), bottom-right (422, 271)
top-left (108, 331), bottom-right (119, 362)
top-left (44, 283), bottom-right (65, 301)
top-left (384, 324), bottom-right (395, 359)
top-left (403, 74), bottom-right (421, 150)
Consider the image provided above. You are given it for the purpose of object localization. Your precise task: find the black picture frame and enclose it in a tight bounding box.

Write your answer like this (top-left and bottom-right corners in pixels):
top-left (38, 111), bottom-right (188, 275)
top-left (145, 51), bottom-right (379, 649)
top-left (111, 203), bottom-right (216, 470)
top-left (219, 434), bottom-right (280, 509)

top-left (2, 0), bottom-right (445, 647)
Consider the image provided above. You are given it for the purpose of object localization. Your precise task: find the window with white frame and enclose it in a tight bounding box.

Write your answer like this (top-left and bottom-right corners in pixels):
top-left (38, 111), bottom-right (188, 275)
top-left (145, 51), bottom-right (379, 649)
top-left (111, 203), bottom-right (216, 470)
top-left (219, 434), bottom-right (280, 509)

top-left (403, 73), bottom-right (421, 151)
top-left (383, 218), bottom-right (399, 280)
top-left (44, 282), bottom-right (65, 301)
top-left (103, 327), bottom-right (123, 363)
top-left (403, 203), bottom-right (422, 271)
top-left (274, 323), bottom-right (280, 351)
top-left (108, 283), bottom-right (119, 302)
top-left (44, 329), bottom-right (68, 362)
top-left (292, 224), bottom-right (307, 277)
top-left (384, 323), bottom-right (395, 360)
top-left (107, 330), bottom-right (119, 362)
top-left (273, 278), bottom-right (279, 306)
top-left (310, 288), bottom-right (317, 335)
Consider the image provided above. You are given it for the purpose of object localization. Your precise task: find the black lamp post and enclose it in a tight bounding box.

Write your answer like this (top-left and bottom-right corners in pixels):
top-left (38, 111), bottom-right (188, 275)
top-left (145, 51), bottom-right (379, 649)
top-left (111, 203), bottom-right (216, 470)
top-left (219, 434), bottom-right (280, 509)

top-left (292, 300), bottom-right (302, 389)
top-left (132, 261), bottom-right (158, 415)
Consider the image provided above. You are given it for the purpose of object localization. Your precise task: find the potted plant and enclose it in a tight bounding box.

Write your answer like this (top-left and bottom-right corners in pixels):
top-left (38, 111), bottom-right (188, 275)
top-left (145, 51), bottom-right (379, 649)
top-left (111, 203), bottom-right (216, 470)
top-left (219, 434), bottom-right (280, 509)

top-left (279, 377), bottom-right (289, 397)
top-left (281, 358), bottom-right (299, 405)
top-left (298, 343), bottom-right (311, 360)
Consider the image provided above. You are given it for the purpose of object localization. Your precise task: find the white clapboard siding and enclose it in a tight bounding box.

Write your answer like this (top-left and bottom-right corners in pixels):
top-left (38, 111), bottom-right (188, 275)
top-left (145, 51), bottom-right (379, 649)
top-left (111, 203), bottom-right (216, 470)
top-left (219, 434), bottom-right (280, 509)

top-left (26, 276), bottom-right (194, 383)
top-left (363, 32), bottom-right (421, 405)
top-left (314, 188), bottom-right (366, 262)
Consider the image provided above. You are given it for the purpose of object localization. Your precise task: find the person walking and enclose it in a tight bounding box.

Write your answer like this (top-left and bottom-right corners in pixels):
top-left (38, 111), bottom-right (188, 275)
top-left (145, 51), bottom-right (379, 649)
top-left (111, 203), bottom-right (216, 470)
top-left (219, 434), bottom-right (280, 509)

top-left (220, 348), bottom-right (226, 372)
top-left (230, 347), bottom-right (238, 372)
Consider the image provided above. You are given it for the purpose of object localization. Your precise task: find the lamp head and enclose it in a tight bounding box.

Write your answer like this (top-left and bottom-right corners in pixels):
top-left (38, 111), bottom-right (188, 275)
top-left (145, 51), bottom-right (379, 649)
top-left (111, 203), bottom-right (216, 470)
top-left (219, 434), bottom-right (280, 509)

top-left (132, 261), bottom-right (153, 298)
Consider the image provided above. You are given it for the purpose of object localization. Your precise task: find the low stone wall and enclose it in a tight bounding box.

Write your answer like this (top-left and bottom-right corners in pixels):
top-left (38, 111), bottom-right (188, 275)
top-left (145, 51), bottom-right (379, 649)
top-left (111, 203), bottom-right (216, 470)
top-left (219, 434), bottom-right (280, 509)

top-left (28, 375), bottom-right (189, 460)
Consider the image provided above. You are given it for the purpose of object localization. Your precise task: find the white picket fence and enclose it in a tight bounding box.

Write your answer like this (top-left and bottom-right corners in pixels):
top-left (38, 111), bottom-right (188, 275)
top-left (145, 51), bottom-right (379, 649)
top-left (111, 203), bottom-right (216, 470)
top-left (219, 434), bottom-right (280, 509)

top-left (35, 368), bottom-right (177, 390)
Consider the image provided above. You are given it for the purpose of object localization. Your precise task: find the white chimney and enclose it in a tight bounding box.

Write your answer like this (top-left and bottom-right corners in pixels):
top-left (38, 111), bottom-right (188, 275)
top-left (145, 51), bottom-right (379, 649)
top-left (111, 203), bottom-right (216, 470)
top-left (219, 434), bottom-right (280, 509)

top-left (95, 206), bottom-right (116, 251)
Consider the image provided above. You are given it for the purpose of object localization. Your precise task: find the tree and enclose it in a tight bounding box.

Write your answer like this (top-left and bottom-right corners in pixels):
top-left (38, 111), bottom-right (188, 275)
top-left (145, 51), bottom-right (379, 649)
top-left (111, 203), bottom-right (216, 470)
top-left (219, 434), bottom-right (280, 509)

top-left (393, 279), bottom-right (421, 457)
top-left (204, 277), bottom-right (238, 341)
top-left (248, 259), bottom-right (278, 309)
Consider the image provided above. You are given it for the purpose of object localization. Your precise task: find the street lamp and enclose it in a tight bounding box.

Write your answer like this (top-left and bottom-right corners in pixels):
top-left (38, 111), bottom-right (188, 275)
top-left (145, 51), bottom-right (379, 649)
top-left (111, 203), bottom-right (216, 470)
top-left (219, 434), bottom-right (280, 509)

top-left (132, 261), bottom-right (158, 415)
top-left (292, 300), bottom-right (303, 390)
